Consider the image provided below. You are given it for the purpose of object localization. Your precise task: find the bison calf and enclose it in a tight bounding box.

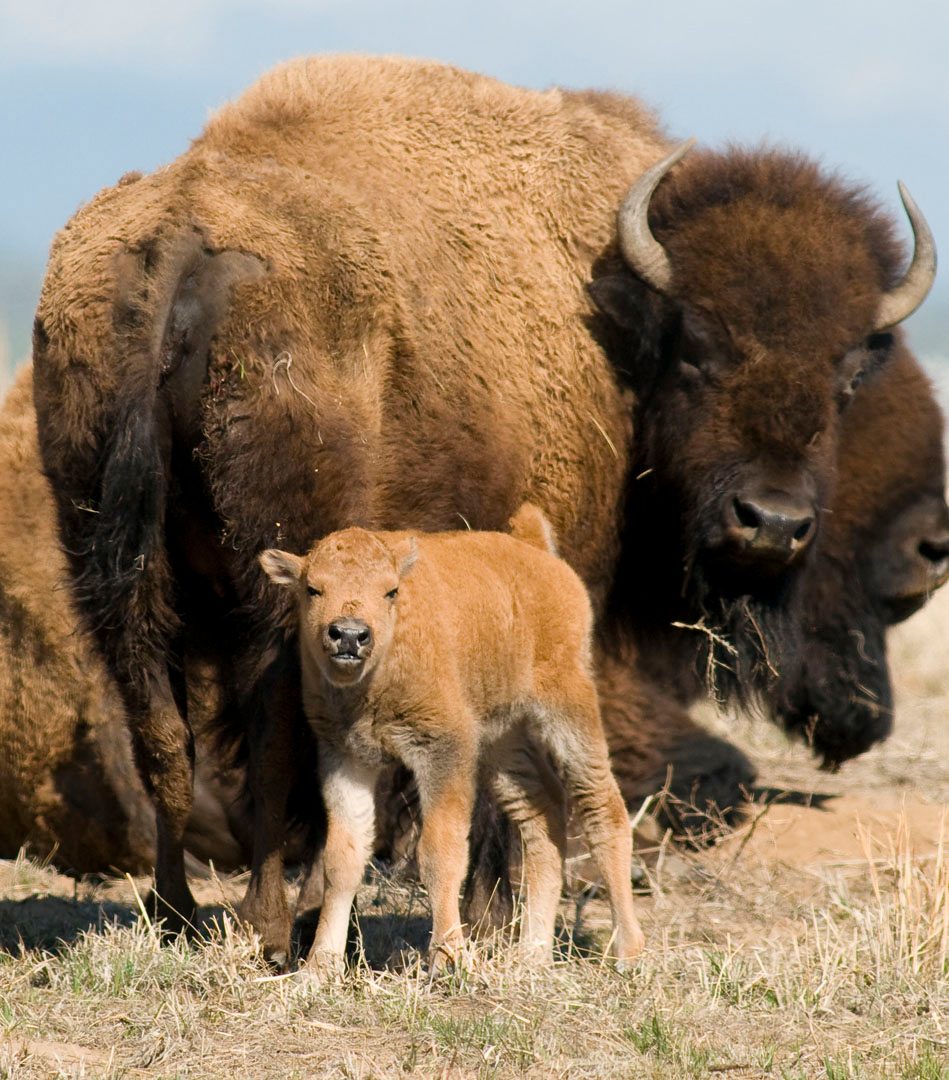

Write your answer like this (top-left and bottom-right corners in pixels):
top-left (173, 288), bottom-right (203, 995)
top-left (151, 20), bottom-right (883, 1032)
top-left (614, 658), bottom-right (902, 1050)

top-left (260, 505), bottom-right (644, 974)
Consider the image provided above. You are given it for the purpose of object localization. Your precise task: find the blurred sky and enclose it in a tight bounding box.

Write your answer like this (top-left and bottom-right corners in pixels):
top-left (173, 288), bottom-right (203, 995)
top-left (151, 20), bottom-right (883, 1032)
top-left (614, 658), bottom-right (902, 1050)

top-left (1, 0), bottom-right (946, 368)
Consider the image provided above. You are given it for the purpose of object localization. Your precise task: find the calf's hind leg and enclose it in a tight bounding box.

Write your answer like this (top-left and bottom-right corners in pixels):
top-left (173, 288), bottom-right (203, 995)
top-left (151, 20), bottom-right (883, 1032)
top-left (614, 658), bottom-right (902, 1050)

top-left (487, 731), bottom-right (567, 962)
top-left (535, 678), bottom-right (645, 966)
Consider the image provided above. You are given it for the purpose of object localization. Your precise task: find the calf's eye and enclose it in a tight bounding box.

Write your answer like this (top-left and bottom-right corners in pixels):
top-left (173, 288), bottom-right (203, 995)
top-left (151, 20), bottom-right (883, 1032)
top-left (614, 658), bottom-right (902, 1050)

top-left (307, 585), bottom-right (321, 597)
top-left (385, 588), bottom-right (398, 600)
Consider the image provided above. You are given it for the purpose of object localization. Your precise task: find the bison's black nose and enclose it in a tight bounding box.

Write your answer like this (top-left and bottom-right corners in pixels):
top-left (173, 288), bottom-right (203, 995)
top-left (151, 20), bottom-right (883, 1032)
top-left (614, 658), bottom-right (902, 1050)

top-left (326, 618), bottom-right (373, 656)
top-left (728, 493), bottom-right (816, 564)
top-left (918, 530), bottom-right (949, 574)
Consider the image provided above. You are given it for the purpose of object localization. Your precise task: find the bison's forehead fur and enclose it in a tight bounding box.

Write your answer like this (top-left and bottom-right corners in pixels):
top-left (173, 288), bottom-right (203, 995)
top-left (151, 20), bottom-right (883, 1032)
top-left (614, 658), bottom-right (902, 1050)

top-left (826, 341), bottom-right (946, 550)
top-left (651, 148), bottom-right (905, 357)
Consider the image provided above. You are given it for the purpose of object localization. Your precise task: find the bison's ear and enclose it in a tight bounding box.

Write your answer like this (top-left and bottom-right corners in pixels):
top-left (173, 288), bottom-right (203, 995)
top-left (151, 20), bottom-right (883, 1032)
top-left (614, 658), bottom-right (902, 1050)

top-left (392, 537), bottom-right (418, 579)
top-left (259, 549), bottom-right (304, 587)
top-left (587, 273), bottom-right (647, 331)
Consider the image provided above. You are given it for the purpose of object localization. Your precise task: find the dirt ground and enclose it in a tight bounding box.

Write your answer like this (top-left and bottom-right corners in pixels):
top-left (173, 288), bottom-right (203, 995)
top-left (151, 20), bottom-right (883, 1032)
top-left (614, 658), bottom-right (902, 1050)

top-left (0, 592), bottom-right (946, 1078)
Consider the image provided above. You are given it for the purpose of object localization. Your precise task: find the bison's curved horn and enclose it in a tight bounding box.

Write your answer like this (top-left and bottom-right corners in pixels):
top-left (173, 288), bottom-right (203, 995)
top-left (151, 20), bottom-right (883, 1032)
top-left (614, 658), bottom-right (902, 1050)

top-left (874, 182), bottom-right (937, 330)
top-left (617, 138), bottom-right (696, 295)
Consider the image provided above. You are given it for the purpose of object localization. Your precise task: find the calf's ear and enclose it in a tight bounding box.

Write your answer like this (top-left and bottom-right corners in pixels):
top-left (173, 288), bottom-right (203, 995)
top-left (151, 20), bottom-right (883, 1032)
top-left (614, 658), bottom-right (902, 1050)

top-left (392, 537), bottom-right (418, 578)
top-left (259, 549), bottom-right (304, 586)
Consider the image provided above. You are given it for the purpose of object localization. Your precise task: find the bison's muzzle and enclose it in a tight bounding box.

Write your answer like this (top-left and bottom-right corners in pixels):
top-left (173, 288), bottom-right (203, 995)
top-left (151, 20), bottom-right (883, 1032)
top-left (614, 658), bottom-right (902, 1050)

top-left (872, 495), bottom-right (949, 624)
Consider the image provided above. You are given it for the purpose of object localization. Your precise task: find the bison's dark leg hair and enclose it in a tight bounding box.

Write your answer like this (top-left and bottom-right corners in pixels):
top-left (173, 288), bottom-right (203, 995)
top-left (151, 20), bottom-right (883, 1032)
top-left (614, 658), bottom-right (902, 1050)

top-left (237, 644), bottom-right (299, 969)
top-left (598, 655), bottom-right (756, 842)
top-left (120, 669), bottom-right (197, 933)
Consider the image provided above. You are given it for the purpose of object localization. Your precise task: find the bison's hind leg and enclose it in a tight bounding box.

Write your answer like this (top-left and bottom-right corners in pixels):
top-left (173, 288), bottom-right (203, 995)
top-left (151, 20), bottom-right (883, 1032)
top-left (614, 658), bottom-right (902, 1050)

top-left (123, 672), bottom-right (198, 938)
top-left (532, 675), bottom-right (645, 966)
top-left (485, 728), bottom-right (567, 963)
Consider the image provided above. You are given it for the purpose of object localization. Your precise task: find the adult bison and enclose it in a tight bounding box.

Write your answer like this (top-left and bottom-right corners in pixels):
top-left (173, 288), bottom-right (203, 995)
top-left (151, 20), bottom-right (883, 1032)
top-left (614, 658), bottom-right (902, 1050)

top-left (774, 341), bottom-right (948, 767)
top-left (32, 57), bottom-right (934, 960)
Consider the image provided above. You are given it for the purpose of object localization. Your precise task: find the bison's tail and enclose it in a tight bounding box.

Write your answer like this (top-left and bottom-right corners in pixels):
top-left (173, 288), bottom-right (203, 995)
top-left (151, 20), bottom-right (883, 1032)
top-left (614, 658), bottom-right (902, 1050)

top-left (508, 502), bottom-right (558, 555)
top-left (37, 229), bottom-right (265, 686)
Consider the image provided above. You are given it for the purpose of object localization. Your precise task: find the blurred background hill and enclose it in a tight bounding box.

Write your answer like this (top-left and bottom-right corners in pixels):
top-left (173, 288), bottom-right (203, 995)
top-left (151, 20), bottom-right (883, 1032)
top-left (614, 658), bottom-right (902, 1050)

top-left (1, 0), bottom-right (945, 387)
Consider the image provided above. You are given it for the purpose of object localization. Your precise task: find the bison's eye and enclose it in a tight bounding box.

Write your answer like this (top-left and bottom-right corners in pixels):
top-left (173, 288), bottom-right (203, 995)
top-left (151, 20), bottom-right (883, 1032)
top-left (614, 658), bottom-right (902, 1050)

top-left (678, 358), bottom-right (704, 383)
top-left (385, 587), bottom-right (398, 600)
top-left (837, 365), bottom-right (866, 408)
top-left (307, 585), bottom-right (322, 597)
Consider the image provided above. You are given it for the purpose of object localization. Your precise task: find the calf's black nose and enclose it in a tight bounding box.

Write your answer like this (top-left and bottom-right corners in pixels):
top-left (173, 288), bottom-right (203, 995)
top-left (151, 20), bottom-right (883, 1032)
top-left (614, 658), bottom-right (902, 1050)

top-left (729, 493), bottom-right (816, 563)
top-left (327, 618), bottom-right (373, 655)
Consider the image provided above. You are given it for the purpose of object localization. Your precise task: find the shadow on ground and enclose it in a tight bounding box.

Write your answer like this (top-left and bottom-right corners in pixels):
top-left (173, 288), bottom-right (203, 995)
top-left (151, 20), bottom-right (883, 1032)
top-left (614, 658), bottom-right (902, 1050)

top-left (0, 898), bottom-right (234, 956)
top-left (750, 787), bottom-right (837, 809)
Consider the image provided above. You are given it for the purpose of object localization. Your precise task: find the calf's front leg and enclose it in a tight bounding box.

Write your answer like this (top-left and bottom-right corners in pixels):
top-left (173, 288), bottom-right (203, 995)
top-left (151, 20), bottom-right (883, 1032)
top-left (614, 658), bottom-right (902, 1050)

top-left (304, 748), bottom-right (380, 977)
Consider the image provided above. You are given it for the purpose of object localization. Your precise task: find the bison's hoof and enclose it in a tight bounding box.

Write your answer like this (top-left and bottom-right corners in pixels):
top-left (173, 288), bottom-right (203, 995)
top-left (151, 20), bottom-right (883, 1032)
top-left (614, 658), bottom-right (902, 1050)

top-left (264, 947), bottom-right (290, 972)
top-left (144, 891), bottom-right (197, 940)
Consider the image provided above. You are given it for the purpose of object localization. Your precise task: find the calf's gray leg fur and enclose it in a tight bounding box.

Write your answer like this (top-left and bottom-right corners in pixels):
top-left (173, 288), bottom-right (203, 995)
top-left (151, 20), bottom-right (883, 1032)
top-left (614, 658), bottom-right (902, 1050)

top-left (487, 731), bottom-right (567, 960)
top-left (534, 678), bottom-right (645, 965)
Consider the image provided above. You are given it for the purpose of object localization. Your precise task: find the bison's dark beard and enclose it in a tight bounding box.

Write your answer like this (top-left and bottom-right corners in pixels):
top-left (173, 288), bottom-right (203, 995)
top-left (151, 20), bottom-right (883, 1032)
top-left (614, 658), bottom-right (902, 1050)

top-left (680, 553), bottom-right (805, 712)
top-left (773, 562), bottom-right (894, 769)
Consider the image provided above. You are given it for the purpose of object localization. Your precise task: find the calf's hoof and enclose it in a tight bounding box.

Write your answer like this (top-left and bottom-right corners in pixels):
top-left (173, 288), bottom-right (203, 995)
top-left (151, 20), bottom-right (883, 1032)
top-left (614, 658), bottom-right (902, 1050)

top-left (518, 941), bottom-right (555, 969)
top-left (613, 927), bottom-right (646, 970)
top-left (299, 949), bottom-right (346, 986)
top-left (426, 939), bottom-right (470, 980)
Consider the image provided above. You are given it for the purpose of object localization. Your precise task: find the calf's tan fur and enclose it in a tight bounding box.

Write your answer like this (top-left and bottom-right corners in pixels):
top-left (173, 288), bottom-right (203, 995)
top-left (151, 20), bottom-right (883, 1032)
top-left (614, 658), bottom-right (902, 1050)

top-left (261, 505), bottom-right (643, 973)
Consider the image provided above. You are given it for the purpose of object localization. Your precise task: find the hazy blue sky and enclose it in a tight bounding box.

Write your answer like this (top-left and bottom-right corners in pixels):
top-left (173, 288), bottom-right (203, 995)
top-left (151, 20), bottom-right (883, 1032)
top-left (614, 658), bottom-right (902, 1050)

top-left (1, 0), bottom-right (946, 365)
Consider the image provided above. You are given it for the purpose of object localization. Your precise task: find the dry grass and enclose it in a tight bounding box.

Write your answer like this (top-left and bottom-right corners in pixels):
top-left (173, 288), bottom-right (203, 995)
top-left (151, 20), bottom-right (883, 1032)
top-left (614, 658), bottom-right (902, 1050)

top-left (2, 592), bottom-right (948, 1078)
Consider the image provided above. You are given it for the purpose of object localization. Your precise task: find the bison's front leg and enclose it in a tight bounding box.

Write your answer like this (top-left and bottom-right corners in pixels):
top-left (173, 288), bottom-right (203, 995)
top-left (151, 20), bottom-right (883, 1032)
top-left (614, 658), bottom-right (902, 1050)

top-left (239, 653), bottom-right (300, 968)
top-left (122, 672), bottom-right (197, 935)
